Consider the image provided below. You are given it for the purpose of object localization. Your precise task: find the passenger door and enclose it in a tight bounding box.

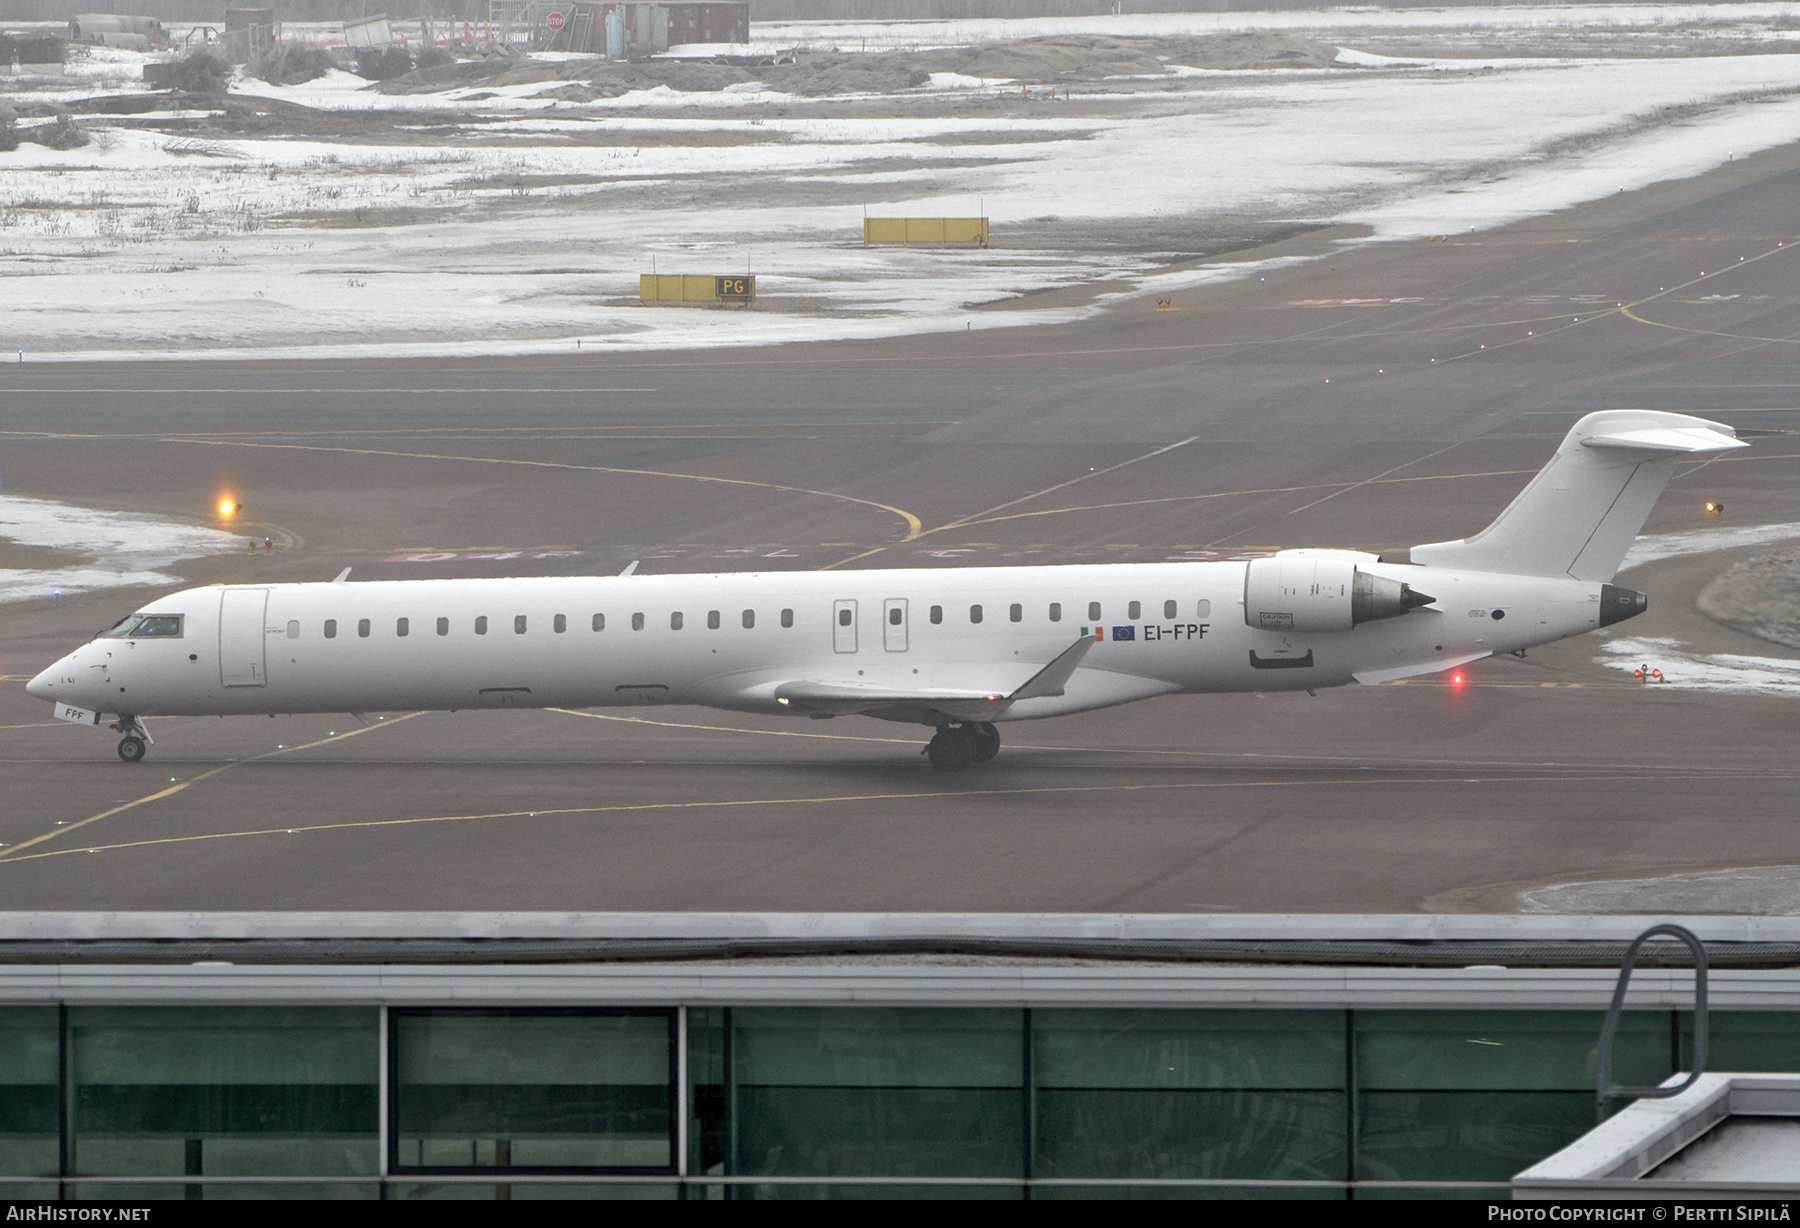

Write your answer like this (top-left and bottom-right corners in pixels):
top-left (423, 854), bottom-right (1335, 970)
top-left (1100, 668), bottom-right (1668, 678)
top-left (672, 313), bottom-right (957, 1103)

top-left (832, 599), bottom-right (857, 654)
top-left (219, 588), bottom-right (268, 687)
top-left (883, 598), bottom-right (908, 652)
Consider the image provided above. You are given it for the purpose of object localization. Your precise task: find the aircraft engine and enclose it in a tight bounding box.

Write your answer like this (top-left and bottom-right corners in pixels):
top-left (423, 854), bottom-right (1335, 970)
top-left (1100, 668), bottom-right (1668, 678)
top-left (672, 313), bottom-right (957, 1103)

top-left (1244, 553), bottom-right (1435, 633)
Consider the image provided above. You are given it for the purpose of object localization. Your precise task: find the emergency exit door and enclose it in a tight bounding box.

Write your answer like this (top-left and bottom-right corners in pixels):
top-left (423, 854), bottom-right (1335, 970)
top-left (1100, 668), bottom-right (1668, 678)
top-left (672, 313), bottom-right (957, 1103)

top-left (883, 598), bottom-right (908, 652)
top-left (219, 588), bottom-right (268, 687)
top-left (833, 599), bottom-right (857, 653)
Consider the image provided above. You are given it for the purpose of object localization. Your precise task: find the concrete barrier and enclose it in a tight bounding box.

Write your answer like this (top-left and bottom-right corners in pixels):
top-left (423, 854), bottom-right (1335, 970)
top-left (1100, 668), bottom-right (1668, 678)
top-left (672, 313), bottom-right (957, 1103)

top-left (639, 274), bottom-right (755, 305)
top-left (864, 218), bottom-right (988, 246)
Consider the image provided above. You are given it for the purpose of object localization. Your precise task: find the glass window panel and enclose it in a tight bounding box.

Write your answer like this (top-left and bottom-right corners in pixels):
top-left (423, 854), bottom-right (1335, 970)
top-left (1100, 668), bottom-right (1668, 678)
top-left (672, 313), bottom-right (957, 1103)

top-left (780, 609), bottom-right (793, 628)
top-left (1009, 604), bottom-right (1022, 623)
top-left (1032, 1011), bottom-right (1346, 1183)
top-left (1355, 1011), bottom-right (1669, 1091)
top-left (1356, 1090), bottom-right (1593, 1185)
top-left (394, 1012), bottom-right (672, 1172)
top-left (969, 605), bottom-right (982, 624)
top-left (514, 615), bottom-right (527, 635)
top-left (475, 616), bottom-right (487, 635)
top-left (632, 613), bottom-right (645, 631)
top-left (1034, 1010), bottom-right (1345, 1089)
top-left (1049, 602), bottom-right (1061, 622)
top-left (742, 610), bottom-right (754, 629)
top-left (707, 611), bottom-right (720, 630)
top-left (68, 1006), bottom-right (378, 1179)
top-left (436, 617), bottom-right (448, 637)
top-left (929, 606), bottom-right (942, 625)
top-left (1087, 602), bottom-right (1101, 621)
top-left (1197, 599), bottom-right (1211, 618)
top-left (554, 614), bottom-right (567, 634)
top-left (324, 619), bottom-right (336, 639)
top-left (593, 613), bottom-right (605, 632)
top-left (1128, 601), bottom-right (1141, 620)
top-left (1164, 600), bottom-right (1177, 619)
top-left (671, 612), bottom-right (684, 631)
top-left (357, 619), bottom-right (369, 638)
top-left (0, 1007), bottom-right (58, 1184)
top-left (1681, 1012), bottom-right (1800, 1071)
top-left (732, 1008), bottom-right (1023, 1179)
top-left (396, 618), bottom-right (408, 638)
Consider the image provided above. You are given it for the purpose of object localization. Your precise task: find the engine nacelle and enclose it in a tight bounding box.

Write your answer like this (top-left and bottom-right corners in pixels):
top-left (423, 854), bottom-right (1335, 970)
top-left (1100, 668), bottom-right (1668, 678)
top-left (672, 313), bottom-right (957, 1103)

top-left (1244, 553), bottom-right (1434, 633)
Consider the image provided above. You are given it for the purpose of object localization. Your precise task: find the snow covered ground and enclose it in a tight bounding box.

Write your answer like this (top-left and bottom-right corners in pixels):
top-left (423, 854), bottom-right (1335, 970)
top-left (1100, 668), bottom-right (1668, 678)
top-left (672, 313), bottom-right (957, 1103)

top-left (0, 495), bottom-right (246, 606)
top-left (3, 6), bottom-right (1800, 360)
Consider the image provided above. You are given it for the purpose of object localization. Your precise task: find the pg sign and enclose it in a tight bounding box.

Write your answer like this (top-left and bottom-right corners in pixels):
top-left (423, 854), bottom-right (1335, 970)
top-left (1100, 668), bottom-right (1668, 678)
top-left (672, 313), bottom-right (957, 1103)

top-left (715, 276), bottom-right (754, 303)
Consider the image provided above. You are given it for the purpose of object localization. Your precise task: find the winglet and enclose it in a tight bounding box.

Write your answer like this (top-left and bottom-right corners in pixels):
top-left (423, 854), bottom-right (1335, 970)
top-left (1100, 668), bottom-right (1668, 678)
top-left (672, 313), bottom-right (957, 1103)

top-left (331, 568), bottom-right (352, 584)
top-left (620, 560), bottom-right (640, 576)
top-left (1009, 634), bottom-right (1095, 702)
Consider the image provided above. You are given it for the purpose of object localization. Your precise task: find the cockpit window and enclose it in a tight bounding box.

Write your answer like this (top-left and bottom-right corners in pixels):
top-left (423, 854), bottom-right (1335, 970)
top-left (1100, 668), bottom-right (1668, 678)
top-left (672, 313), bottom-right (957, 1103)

top-left (133, 615), bottom-right (183, 637)
top-left (101, 613), bottom-right (183, 638)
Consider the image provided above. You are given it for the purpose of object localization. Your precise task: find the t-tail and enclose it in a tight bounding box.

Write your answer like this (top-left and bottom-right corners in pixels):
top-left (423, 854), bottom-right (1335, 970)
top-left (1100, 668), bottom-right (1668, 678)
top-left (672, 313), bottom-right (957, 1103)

top-left (1410, 410), bottom-right (1745, 585)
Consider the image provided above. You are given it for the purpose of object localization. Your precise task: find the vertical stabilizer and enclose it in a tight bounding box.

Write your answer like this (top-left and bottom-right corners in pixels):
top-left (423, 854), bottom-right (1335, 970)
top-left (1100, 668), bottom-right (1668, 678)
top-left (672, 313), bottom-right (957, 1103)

top-left (1410, 411), bottom-right (1744, 581)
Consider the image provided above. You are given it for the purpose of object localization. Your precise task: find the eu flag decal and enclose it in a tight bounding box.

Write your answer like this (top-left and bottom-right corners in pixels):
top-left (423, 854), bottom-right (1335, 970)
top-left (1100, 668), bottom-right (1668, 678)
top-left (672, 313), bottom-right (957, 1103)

top-left (1111, 625), bottom-right (1135, 641)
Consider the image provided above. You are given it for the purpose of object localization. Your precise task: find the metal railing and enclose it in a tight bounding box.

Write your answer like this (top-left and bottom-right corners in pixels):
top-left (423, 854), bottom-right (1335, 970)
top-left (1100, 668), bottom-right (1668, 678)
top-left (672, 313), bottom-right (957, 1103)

top-left (1596, 922), bottom-right (1708, 1120)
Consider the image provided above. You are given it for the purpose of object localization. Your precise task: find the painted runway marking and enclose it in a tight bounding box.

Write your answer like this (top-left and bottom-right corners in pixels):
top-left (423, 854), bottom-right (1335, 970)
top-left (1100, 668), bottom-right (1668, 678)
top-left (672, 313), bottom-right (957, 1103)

top-left (0, 769), bottom-right (1772, 866)
top-left (0, 714), bottom-right (422, 862)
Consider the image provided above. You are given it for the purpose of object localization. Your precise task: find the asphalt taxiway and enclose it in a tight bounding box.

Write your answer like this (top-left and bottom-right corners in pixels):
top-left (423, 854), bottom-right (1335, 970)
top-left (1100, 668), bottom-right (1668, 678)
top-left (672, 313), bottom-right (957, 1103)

top-left (2, 141), bottom-right (1799, 913)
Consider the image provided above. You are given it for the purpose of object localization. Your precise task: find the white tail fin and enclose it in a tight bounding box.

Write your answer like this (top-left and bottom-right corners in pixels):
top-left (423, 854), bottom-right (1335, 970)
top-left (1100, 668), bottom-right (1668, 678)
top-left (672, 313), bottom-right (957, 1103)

top-left (1411, 411), bottom-right (1744, 581)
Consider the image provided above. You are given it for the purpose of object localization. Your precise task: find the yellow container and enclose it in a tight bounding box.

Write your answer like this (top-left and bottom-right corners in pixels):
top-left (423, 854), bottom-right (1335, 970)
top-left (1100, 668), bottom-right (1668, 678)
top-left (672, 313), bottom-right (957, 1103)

top-left (639, 275), bottom-right (755, 305)
top-left (863, 218), bottom-right (989, 246)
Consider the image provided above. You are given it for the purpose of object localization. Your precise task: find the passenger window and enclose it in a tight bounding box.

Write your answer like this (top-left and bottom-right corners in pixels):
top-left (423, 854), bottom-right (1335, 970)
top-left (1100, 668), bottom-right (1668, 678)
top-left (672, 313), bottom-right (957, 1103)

top-left (554, 614), bottom-right (567, 634)
top-left (1128, 600), bottom-right (1141, 621)
top-left (1009, 603), bottom-right (1022, 623)
top-left (671, 612), bottom-right (684, 631)
top-left (1197, 599), bottom-right (1211, 618)
top-left (1165, 599), bottom-right (1178, 619)
top-left (593, 613), bottom-right (605, 632)
top-left (889, 607), bottom-right (902, 626)
top-left (1088, 602), bottom-right (1101, 621)
top-left (780, 608), bottom-right (793, 628)
top-left (396, 618), bottom-right (409, 637)
top-left (324, 619), bottom-right (337, 639)
top-left (133, 615), bottom-right (183, 637)
top-left (1049, 602), bottom-right (1061, 622)
top-left (437, 617), bottom-right (449, 637)
top-left (837, 608), bottom-right (851, 627)
top-left (515, 615), bottom-right (527, 635)
top-left (742, 609), bottom-right (754, 629)
top-left (358, 619), bottom-right (370, 638)
top-left (475, 616), bottom-right (488, 635)
top-left (970, 604), bottom-right (983, 624)
top-left (707, 610), bottom-right (720, 630)
top-left (632, 612), bottom-right (645, 631)
top-left (930, 605), bottom-right (942, 625)
top-left (287, 620), bottom-right (299, 639)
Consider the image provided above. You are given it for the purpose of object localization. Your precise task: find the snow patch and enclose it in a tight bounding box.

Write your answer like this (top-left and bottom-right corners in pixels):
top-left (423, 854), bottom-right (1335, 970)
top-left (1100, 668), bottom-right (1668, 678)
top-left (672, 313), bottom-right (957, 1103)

top-left (0, 495), bottom-right (246, 605)
top-left (1597, 634), bottom-right (1800, 696)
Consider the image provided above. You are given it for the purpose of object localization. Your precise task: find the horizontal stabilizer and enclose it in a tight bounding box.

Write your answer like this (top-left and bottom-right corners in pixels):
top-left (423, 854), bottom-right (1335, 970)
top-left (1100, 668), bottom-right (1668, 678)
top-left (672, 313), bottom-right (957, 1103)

top-left (1412, 410), bottom-right (1746, 582)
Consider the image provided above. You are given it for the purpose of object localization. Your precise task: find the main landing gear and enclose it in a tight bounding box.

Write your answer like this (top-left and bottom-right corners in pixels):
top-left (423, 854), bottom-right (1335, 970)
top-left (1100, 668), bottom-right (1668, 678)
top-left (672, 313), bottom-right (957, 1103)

top-left (110, 716), bottom-right (150, 764)
top-left (925, 722), bottom-right (1001, 772)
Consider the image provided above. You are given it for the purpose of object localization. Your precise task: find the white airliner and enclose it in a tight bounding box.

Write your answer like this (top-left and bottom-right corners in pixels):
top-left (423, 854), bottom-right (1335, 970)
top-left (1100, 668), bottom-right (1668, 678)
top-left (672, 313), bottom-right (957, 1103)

top-left (27, 410), bottom-right (1743, 770)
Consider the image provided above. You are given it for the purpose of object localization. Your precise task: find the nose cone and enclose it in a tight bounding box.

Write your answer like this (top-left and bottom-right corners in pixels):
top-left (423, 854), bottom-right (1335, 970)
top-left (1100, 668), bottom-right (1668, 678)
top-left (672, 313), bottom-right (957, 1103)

top-left (26, 665), bottom-right (57, 701)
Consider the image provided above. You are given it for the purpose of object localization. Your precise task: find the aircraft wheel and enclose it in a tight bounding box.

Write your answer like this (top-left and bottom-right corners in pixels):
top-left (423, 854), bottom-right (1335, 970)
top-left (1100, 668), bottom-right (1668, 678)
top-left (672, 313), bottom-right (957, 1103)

top-left (969, 722), bottom-right (1001, 763)
top-left (117, 735), bottom-right (147, 764)
top-left (926, 725), bottom-right (978, 772)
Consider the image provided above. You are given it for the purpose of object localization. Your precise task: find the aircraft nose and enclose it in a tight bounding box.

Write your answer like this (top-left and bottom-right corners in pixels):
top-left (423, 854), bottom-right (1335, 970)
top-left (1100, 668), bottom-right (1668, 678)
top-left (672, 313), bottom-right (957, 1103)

top-left (25, 666), bottom-right (56, 701)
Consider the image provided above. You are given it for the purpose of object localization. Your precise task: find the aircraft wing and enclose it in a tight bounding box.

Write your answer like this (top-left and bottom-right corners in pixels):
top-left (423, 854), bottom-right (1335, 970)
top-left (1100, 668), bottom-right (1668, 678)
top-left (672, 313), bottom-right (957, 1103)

top-left (774, 635), bottom-right (1095, 722)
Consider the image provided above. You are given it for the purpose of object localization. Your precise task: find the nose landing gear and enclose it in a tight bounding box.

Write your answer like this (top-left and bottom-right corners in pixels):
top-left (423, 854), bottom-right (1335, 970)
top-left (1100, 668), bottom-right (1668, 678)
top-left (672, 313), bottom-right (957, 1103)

top-left (925, 722), bottom-right (1001, 772)
top-left (109, 716), bottom-right (151, 764)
